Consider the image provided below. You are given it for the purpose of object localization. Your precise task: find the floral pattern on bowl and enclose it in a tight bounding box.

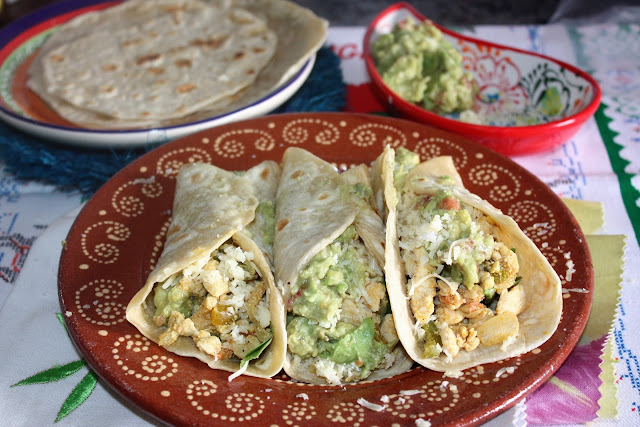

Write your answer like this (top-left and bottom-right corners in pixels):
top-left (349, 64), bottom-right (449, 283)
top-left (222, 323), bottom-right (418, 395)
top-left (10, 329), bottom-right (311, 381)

top-left (364, 2), bottom-right (602, 155)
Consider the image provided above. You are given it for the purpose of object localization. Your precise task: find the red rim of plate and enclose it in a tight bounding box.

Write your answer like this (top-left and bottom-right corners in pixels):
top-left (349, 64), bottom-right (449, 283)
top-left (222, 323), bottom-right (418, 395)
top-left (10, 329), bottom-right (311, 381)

top-left (363, 2), bottom-right (603, 140)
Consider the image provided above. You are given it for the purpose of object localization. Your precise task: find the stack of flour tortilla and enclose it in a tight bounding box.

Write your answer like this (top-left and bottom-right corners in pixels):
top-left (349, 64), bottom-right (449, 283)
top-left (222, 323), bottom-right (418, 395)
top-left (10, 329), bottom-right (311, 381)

top-left (27, 0), bottom-right (327, 129)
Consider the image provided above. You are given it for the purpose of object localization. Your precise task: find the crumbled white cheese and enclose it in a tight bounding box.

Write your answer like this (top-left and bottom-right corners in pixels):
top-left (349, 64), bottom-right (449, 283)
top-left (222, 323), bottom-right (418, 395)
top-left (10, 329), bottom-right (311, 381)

top-left (563, 288), bottom-right (589, 293)
top-left (399, 389), bottom-right (421, 396)
top-left (357, 398), bottom-right (386, 412)
top-left (132, 176), bottom-right (156, 185)
top-left (296, 393), bottom-right (309, 400)
top-left (380, 395), bottom-right (390, 403)
top-left (415, 419), bottom-right (431, 427)
top-left (444, 370), bottom-right (463, 379)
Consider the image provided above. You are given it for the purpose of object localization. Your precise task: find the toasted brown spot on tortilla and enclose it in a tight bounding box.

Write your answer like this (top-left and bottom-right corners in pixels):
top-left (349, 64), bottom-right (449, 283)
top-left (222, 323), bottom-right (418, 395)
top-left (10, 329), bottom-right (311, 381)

top-left (102, 64), bottom-right (118, 72)
top-left (140, 112), bottom-right (152, 117)
top-left (298, 207), bottom-right (307, 212)
top-left (99, 85), bottom-right (115, 94)
top-left (174, 59), bottom-right (192, 68)
top-left (233, 51), bottom-right (246, 60)
top-left (318, 193), bottom-right (329, 200)
top-left (148, 67), bottom-right (165, 75)
top-left (121, 38), bottom-right (144, 47)
top-left (171, 233), bottom-right (189, 244)
top-left (167, 224), bottom-right (181, 237)
top-left (176, 84), bottom-right (197, 93)
top-left (154, 79), bottom-right (167, 86)
top-left (260, 168), bottom-right (270, 180)
top-left (50, 54), bottom-right (66, 63)
top-left (247, 69), bottom-right (255, 75)
top-left (277, 219), bottom-right (289, 231)
top-left (191, 173), bottom-right (202, 183)
top-left (136, 53), bottom-right (163, 66)
top-left (190, 35), bottom-right (227, 49)
top-left (290, 170), bottom-right (304, 179)
top-left (230, 12), bottom-right (253, 25)
top-left (304, 239), bottom-right (310, 244)
top-left (253, 47), bottom-right (266, 54)
top-left (380, 241), bottom-right (385, 249)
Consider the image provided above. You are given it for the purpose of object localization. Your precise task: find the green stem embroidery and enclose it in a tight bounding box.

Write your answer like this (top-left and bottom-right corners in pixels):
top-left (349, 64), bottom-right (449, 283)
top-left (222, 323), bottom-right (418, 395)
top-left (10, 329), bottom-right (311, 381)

top-left (11, 360), bottom-right (86, 387)
top-left (55, 371), bottom-right (98, 423)
top-left (10, 314), bottom-right (99, 423)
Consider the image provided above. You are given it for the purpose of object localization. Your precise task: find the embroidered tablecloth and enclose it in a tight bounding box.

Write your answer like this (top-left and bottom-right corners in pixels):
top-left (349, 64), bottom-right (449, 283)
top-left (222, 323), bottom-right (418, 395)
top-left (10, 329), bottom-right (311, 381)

top-left (0, 22), bottom-right (638, 426)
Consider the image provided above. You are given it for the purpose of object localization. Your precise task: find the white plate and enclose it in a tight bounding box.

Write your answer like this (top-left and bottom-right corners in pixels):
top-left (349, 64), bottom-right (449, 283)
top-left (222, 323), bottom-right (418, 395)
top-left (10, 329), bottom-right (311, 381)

top-left (0, 0), bottom-right (317, 149)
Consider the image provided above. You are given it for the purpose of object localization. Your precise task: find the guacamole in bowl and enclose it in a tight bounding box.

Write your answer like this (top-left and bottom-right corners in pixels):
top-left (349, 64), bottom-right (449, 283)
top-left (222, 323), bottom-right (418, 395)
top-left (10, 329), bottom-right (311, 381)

top-left (371, 18), bottom-right (477, 116)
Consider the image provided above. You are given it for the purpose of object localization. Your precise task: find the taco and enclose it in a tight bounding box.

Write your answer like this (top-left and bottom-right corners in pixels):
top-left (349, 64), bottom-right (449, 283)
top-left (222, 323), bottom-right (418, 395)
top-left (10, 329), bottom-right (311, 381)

top-left (274, 147), bottom-right (412, 385)
top-left (378, 146), bottom-right (562, 372)
top-left (126, 161), bottom-right (286, 379)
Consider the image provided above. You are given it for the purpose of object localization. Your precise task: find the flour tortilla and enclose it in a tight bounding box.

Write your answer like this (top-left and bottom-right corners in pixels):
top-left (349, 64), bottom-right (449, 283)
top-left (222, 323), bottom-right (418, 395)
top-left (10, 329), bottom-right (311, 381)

top-left (35, 0), bottom-right (276, 121)
top-left (28, 0), bottom-right (327, 129)
top-left (378, 146), bottom-right (562, 372)
top-left (126, 161), bottom-right (285, 378)
top-left (274, 147), bottom-right (412, 384)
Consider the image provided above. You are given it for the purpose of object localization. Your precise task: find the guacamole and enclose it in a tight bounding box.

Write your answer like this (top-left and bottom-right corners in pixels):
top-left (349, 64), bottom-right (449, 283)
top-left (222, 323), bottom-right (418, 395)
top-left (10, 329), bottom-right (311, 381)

top-left (253, 201), bottom-right (276, 247)
top-left (393, 147), bottom-right (420, 192)
top-left (371, 18), bottom-right (477, 115)
top-left (286, 226), bottom-right (392, 382)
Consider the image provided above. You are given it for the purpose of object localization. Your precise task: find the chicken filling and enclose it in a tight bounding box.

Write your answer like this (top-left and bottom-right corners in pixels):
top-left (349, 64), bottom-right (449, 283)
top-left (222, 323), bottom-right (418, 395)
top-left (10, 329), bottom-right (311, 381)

top-left (398, 181), bottom-right (526, 361)
top-left (152, 241), bottom-right (272, 361)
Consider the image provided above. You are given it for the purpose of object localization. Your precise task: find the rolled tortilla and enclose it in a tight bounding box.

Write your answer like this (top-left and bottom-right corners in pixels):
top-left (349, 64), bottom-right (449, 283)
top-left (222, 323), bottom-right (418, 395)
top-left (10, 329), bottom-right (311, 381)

top-left (126, 161), bottom-right (286, 378)
top-left (378, 146), bottom-right (562, 372)
top-left (274, 147), bottom-right (412, 384)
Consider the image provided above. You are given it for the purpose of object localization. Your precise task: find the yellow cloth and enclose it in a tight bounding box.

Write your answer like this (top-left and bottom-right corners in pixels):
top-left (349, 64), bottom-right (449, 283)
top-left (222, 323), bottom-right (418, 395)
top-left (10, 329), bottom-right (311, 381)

top-left (562, 198), bottom-right (624, 419)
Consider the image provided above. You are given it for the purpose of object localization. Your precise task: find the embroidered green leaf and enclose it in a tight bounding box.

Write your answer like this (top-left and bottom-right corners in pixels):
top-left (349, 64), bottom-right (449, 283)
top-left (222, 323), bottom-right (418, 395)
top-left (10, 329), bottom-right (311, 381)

top-left (11, 360), bottom-right (86, 387)
top-left (55, 370), bottom-right (98, 423)
top-left (56, 312), bottom-right (71, 337)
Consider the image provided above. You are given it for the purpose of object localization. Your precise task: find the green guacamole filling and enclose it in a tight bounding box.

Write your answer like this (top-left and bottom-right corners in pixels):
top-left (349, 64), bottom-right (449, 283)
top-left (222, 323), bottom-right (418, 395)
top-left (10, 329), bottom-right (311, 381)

top-left (393, 147), bottom-right (420, 192)
top-left (253, 201), bottom-right (276, 247)
top-left (153, 275), bottom-right (201, 324)
top-left (371, 18), bottom-right (477, 115)
top-left (287, 226), bottom-right (390, 380)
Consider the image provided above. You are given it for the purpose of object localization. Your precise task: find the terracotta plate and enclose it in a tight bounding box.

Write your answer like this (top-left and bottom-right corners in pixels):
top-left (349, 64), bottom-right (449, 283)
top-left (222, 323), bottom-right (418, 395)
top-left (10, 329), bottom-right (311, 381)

top-left (0, 0), bottom-right (314, 149)
top-left (58, 113), bottom-right (593, 426)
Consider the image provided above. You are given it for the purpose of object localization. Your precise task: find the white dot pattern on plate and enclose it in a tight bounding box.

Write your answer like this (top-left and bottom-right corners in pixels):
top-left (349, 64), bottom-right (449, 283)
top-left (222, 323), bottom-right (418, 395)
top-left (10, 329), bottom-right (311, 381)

top-left (112, 334), bottom-right (178, 381)
top-left (282, 119), bottom-right (340, 146)
top-left (149, 219), bottom-right (171, 272)
top-left (74, 279), bottom-right (126, 326)
top-left (156, 148), bottom-right (212, 177)
top-left (326, 401), bottom-right (365, 425)
top-left (80, 221), bottom-right (130, 264)
top-left (282, 401), bottom-right (317, 425)
top-left (467, 164), bottom-right (520, 202)
top-left (414, 136), bottom-right (469, 169)
top-left (212, 130), bottom-right (253, 157)
top-left (111, 179), bottom-right (163, 218)
top-left (349, 123), bottom-right (405, 148)
top-left (507, 200), bottom-right (557, 244)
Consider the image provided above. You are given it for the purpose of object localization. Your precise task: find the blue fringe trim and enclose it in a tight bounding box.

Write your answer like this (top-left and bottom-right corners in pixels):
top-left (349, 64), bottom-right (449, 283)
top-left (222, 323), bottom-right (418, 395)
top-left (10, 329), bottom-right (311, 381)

top-left (0, 47), bottom-right (345, 195)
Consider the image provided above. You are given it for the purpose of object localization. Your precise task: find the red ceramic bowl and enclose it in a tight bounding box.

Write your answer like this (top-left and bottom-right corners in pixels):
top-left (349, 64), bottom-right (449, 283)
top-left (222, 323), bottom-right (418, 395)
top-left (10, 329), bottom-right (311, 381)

top-left (363, 2), bottom-right (602, 156)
